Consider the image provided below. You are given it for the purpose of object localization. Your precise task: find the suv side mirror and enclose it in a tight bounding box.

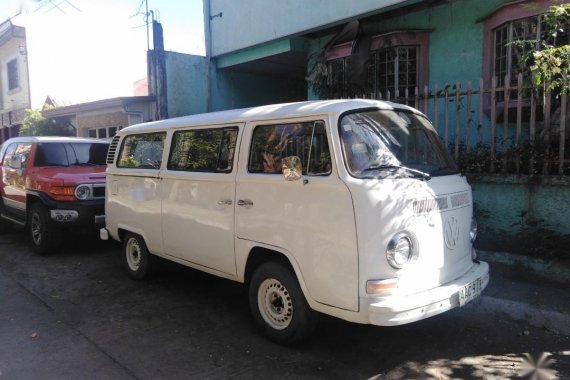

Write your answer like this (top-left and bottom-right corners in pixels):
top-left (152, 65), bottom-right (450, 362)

top-left (8, 154), bottom-right (23, 170)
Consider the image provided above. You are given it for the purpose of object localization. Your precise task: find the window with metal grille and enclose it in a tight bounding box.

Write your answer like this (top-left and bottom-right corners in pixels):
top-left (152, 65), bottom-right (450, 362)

top-left (493, 15), bottom-right (570, 88)
top-left (327, 57), bottom-right (348, 97)
top-left (373, 46), bottom-right (419, 99)
top-left (327, 46), bottom-right (419, 99)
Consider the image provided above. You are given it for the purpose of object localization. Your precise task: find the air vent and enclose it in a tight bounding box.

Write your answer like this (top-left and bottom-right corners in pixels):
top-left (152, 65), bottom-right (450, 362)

top-left (106, 135), bottom-right (120, 165)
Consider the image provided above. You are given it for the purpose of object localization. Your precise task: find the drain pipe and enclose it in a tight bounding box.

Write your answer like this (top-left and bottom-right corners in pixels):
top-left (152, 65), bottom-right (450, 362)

top-left (203, 0), bottom-right (212, 112)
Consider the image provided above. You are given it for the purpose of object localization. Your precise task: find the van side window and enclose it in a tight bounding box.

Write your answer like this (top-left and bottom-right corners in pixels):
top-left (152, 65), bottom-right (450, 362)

top-left (117, 132), bottom-right (166, 169)
top-left (248, 121), bottom-right (331, 176)
top-left (167, 127), bottom-right (238, 173)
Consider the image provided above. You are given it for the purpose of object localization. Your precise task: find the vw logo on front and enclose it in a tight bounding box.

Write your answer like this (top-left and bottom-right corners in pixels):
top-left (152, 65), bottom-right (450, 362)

top-left (444, 216), bottom-right (460, 250)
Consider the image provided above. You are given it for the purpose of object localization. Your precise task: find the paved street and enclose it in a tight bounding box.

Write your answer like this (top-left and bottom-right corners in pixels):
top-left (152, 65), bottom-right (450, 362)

top-left (0, 228), bottom-right (569, 380)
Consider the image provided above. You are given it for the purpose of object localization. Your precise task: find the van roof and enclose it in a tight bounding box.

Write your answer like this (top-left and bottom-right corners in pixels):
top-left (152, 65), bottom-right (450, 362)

top-left (120, 99), bottom-right (420, 133)
top-left (1, 136), bottom-right (109, 145)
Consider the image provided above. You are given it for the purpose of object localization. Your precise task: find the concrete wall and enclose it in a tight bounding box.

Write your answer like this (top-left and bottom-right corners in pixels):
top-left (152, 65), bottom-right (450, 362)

top-left (165, 52), bottom-right (208, 118)
top-left (208, 0), bottom-right (414, 56)
top-left (471, 175), bottom-right (570, 256)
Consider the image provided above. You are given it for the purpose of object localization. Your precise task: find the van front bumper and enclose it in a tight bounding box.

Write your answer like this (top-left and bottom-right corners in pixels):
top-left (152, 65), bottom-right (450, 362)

top-left (367, 261), bottom-right (489, 326)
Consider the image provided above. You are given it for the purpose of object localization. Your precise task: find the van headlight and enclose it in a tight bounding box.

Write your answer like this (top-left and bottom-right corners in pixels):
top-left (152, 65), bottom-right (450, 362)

top-left (75, 184), bottom-right (92, 200)
top-left (470, 218), bottom-right (478, 243)
top-left (386, 232), bottom-right (416, 269)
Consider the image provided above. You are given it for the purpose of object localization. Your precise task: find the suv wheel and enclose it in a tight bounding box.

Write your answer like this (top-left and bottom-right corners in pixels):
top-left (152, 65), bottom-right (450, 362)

top-left (29, 203), bottom-right (63, 255)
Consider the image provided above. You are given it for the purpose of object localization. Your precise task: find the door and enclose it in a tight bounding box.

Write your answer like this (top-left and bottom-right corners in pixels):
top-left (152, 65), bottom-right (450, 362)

top-left (1, 142), bottom-right (32, 217)
top-left (161, 126), bottom-right (241, 276)
top-left (235, 119), bottom-right (359, 311)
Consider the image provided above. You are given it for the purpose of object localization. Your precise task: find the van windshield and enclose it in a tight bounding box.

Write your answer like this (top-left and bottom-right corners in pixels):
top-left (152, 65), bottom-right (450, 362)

top-left (339, 110), bottom-right (458, 179)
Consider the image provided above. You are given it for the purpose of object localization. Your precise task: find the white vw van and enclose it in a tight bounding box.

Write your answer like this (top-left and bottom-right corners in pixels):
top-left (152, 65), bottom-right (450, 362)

top-left (102, 99), bottom-right (489, 344)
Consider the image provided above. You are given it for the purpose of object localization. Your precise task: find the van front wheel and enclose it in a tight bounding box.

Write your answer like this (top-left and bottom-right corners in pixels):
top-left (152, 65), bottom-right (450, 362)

top-left (123, 233), bottom-right (150, 280)
top-left (249, 262), bottom-right (317, 344)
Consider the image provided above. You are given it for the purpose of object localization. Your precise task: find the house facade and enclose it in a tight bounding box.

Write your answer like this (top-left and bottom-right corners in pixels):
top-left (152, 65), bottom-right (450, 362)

top-left (0, 19), bottom-right (31, 143)
top-left (203, 0), bottom-right (559, 105)
top-left (42, 96), bottom-right (155, 139)
top-left (182, 0), bottom-right (568, 254)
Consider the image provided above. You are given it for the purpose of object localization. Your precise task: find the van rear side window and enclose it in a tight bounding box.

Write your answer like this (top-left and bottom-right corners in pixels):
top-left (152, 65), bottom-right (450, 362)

top-left (167, 127), bottom-right (238, 173)
top-left (117, 132), bottom-right (166, 169)
top-left (248, 121), bottom-right (331, 175)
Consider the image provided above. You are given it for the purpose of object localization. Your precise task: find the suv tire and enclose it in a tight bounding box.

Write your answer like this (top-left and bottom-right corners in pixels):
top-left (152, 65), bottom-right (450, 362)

top-left (29, 203), bottom-right (63, 255)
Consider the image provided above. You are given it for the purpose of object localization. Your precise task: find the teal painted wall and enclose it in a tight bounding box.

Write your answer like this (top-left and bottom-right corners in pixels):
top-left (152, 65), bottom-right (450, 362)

top-left (165, 52), bottom-right (208, 118)
top-left (211, 69), bottom-right (305, 112)
top-left (471, 176), bottom-right (570, 256)
top-left (163, 51), bottom-right (305, 116)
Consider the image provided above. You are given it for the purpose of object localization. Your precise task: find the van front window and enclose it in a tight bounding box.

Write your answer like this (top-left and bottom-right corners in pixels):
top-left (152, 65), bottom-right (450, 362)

top-left (340, 110), bottom-right (458, 179)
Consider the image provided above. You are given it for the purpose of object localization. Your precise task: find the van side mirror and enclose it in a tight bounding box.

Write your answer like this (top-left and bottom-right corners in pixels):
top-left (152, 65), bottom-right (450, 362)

top-left (282, 156), bottom-right (303, 181)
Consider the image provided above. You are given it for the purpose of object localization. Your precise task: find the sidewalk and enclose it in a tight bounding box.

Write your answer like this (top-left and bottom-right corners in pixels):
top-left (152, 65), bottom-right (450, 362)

top-left (474, 250), bottom-right (570, 336)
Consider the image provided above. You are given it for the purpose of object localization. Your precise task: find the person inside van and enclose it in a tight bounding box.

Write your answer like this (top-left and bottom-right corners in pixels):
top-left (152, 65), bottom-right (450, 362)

top-left (262, 150), bottom-right (282, 173)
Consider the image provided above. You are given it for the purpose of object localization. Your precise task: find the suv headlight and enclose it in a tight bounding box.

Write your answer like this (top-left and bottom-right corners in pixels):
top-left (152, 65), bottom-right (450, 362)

top-left (470, 218), bottom-right (478, 243)
top-left (386, 232), bottom-right (416, 269)
top-left (75, 184), bottom-right (92, 200)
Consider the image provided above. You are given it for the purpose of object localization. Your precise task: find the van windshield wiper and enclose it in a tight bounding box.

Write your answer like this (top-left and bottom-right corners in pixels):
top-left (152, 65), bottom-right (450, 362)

top-left (429, 166), bottom-right (459, 176)
top-left (361, 164), bottom-right (431, 180)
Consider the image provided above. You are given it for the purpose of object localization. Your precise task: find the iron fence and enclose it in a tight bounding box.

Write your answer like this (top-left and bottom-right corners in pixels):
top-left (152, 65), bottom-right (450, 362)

top-left (354, 73), bottom-right (569, 176)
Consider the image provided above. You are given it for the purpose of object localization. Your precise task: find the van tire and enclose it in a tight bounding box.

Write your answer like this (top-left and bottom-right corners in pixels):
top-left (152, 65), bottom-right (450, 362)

top-left (249, 261), bottom-right (318, 345)
top-left (29, 203), bottom-right (62, 255)
top-left (123, 232), bottom-right (151, 280)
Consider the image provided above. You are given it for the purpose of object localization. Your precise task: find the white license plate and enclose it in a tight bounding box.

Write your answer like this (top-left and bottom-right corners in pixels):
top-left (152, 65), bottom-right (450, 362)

top-left (458, 275), bottom-right (487, 306)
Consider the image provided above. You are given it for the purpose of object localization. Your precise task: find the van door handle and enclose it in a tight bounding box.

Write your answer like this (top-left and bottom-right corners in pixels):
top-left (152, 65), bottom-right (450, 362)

top-left (218, 200), bottom-right (233, 205)
top-left (237, 199), bottom-right (253, 207)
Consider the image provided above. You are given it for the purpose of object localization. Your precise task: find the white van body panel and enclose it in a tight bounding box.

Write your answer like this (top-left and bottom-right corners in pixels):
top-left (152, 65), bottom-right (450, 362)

top-left (348, 174), bottom-right (475, 297)
top-left (162, 171), bottom-right (238, 275)
top-left (107, 170), bottom-right (163, 254)
top-left (235, 116), bottom-right (359, 311)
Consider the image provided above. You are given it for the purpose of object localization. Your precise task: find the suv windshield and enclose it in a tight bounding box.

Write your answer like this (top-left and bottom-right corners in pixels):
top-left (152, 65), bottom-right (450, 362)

top-left (34, 142), bottom-right (109, 167)
top-left (340, 110), bottom-right (458, 179)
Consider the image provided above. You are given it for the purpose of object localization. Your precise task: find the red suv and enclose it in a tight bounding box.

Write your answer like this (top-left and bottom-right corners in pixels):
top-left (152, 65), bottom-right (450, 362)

top-left (0, 137), bottom-right (109, 254)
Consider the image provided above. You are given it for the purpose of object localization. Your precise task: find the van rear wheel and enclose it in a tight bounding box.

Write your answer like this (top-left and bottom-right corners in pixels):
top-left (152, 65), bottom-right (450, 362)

top-left (123, 232), bottom-right (150, 280)
top-left (249, 261), bottom-right (317, 345)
